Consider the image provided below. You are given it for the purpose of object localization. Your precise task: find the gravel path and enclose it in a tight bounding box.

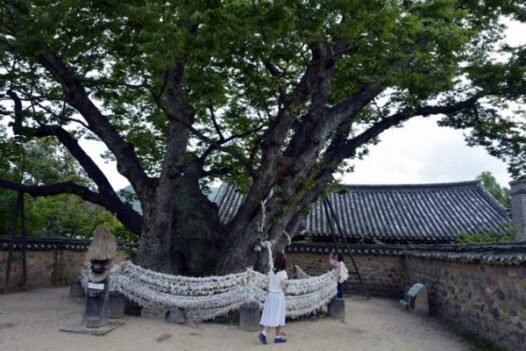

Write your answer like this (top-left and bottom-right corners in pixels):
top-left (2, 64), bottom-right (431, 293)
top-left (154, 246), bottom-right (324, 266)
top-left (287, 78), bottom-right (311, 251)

top-left (0, 287), bottom-right (473, 351)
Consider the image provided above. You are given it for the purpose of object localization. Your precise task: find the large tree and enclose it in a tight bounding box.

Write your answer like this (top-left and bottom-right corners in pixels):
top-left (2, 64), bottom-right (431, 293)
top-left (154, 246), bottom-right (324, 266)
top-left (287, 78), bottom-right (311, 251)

top-left (1, 1), bottom-right (525, 275)
top-left (477, 171), bottom-right (511, 208)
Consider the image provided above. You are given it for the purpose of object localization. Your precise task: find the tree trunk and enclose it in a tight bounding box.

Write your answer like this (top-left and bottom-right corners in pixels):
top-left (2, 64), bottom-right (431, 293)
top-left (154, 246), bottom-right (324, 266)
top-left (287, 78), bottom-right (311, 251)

top-left (136, 161), bottom-right (224, 275)
top-left (170, 163), bottom-right (224, 276)
top-left (214, 217), bottom-right (266, 274)
top-left (136, 195), bottom-right (174, 273)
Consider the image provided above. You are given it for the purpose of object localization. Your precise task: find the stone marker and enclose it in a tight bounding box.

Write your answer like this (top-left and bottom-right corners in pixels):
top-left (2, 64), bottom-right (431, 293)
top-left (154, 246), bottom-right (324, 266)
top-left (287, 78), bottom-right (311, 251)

top-left (239, 302), bottom-right (259, 332)
top-left (69, 277), bottom-right (85, 298)
top-left (328, 297), bottom-right (345, 319)
top-left (61, 226), bottom-right (124, 335)
top-left (409, 283), bottom-right (429, 316)
top-left (166, 307), bottom-right (187, 324)
top-left (399, 283), bottom-right (429, 316)
top-left (108, 291), bottom-right (125, 318)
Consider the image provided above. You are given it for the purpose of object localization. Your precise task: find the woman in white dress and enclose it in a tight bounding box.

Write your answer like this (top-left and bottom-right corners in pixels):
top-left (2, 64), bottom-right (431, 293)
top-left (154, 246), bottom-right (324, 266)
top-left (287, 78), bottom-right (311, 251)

top-left (258, 252), bottom-right (288, 344)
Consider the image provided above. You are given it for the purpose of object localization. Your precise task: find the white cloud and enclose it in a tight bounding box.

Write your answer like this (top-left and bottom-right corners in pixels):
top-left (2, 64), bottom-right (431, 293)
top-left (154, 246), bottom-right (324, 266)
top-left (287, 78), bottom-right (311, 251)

top-left (503, 18), bottom-right (526, 46)
top-left (339, 20), bottom-right (525, 188)
top-left (78, 139), bottom-right (131, 190)
top-left (341, 117), bottom-right (512, 187)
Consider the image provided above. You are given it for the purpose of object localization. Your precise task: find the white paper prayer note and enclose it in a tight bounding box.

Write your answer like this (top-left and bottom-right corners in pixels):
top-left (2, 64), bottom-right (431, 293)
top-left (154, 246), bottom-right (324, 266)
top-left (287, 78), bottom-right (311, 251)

top-left (88, 282), bottom-right (105, 290)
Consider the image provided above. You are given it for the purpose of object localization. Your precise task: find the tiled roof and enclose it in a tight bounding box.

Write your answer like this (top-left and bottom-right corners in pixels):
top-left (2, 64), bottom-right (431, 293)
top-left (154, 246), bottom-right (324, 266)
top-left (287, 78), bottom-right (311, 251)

top-left (0, 236), bottom-right (136, 252)
top-left (3, 237), bottom-right (524, 266)
top-left (213, 181), bottom-right (512, 243)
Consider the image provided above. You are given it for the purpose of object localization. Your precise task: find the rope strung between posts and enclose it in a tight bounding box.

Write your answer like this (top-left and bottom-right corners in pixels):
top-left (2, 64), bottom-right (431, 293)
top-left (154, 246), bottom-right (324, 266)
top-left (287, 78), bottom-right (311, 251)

top-left (294, 264), bottom-right (311, 279)
top-left (110, 261), bottom-right (336, 322)
top-left (109, 198), bottom-right (335, 323)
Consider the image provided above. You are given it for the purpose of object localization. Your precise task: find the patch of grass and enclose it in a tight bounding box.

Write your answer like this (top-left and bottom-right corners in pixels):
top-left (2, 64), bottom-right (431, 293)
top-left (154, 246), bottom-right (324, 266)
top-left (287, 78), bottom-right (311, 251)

top-left (448, 324), bottom-right (505, 351)
top-left (456, 224), bottom-right (518, 244)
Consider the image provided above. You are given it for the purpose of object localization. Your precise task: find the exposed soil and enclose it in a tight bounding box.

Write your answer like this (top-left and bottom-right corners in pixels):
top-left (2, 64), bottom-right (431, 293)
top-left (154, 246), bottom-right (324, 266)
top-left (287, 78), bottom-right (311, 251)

top-left (0, 287), bottom-right (473, 351)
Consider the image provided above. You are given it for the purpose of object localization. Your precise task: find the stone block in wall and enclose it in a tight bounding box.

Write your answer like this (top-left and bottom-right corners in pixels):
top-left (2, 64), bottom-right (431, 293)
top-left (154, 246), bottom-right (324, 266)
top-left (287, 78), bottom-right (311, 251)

top-left (405, 256), bottom-right (526, 351)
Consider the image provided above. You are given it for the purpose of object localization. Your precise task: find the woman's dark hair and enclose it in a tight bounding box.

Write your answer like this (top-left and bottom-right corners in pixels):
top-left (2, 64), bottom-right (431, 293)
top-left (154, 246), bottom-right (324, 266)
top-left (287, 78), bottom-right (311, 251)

top-left (274, 253), bottom-right (287, 272)
top-left (337, 253), bottom-right (344, 262)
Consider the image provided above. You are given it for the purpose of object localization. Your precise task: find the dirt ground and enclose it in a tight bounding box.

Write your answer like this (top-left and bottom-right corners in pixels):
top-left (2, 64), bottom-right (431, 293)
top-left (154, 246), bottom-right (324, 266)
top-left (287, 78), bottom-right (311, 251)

top-left (0, 287), bottom-right (474, 351)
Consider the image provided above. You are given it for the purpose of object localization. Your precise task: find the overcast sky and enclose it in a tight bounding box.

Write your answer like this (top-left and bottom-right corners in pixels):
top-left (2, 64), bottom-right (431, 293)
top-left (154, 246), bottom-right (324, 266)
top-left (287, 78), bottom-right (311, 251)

top-left (4, 18), bottom-right (525, 191)
top-left (343, 19), bottom-right (525, 187)
top-left (339, 116), bottom-right (513, 186)
top-left (89, 111), bottom-right (518, 191)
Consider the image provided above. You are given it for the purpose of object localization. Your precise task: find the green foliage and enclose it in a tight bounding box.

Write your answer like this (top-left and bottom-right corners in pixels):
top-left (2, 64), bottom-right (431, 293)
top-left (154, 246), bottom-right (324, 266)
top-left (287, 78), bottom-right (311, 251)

top-left (0, 0), bottom-right (524, 249)
top-left (27, 194), bottom-right (135, 239)
top-left (0, 134), bottom-right (135, 240)
top-left (294, 235), bottom-right (314, 244)
top-left (477, 171), bottom-right (511, 208)
top-left (456, 223), bottom-right (518, 244)
top-left (1, 0), bottom-right (524, 190)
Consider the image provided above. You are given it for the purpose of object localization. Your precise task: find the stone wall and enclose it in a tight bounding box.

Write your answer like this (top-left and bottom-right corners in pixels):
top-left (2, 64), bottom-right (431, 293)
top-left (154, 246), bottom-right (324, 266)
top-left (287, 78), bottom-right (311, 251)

top-left (404, 255), bottom-right (526, 351)
top-left (287, 251), bottom-right (406, 297)
top-left (0, 236), bottom-right (129, 291)
top-left (2, 238), bottom-right (525, 350)
top-left (0, 250), bottom-right (86, 291)
top-left (287, 242), bottom-right (526, 351)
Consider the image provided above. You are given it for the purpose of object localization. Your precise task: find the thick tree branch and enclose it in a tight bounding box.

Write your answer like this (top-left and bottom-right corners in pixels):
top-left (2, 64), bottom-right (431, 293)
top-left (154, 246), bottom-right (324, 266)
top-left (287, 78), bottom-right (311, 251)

top-left (0, 178), bottom-right (100, 201)
top-left (35, 52), bottom-right (152, 200)
top-left (274, 94), bottom-right (488, 240)
top-left (8, 90), bottom-right (115, 195)
top-left (151, 85), bottom-right (257, 178)
top-left (0, 178), bottom-right (143, 235)
top-left (5, 89), bottom-right (144, 234)
top-left (326, 85), bottom-right (383, 122)
top-left (228, 43), bottom-right (340, 234)
top-left (208, 106), bottom-right (225, 142)
top-left (329, 94), bottom-right (484, 163)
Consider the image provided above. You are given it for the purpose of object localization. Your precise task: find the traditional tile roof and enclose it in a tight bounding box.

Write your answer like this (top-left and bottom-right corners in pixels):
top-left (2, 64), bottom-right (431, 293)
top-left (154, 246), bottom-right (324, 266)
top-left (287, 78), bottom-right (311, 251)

top-left (0, 236), bottom-right (136, 252)
top-left (213, 181), bottom-right (512, 243)
top-left (2, 236), bottom-right (524, 266)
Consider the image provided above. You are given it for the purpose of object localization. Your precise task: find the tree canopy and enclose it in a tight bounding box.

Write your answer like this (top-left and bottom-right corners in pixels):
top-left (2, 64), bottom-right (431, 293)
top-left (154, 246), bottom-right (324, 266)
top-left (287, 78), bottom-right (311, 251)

top-left (0, 129), bottom-right (133, 240)
top-left (477, 171), bottom-right (511, 208)
top-left (1, 1), bottom-right (525, 274)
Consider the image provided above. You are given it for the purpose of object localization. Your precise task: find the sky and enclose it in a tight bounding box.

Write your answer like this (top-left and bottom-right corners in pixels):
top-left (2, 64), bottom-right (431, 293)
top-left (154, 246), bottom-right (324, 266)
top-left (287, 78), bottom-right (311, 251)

top-left (342, 18), bottom-right (525, 187)
top-left (4, 18), bottom-right (525, 191)
top-left (340, 116), bottom-right (513, 186)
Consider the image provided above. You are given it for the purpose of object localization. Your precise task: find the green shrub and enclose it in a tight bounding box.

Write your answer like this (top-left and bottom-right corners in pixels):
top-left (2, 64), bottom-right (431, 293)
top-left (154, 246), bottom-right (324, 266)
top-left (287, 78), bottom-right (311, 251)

top-left (456, 223), bottom-right (518, 244)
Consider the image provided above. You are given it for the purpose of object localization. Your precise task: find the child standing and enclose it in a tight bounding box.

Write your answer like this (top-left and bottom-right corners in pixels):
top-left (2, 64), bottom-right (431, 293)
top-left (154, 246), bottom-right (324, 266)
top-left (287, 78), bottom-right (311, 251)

top-left (259, 252), bottom-right (288, 344)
